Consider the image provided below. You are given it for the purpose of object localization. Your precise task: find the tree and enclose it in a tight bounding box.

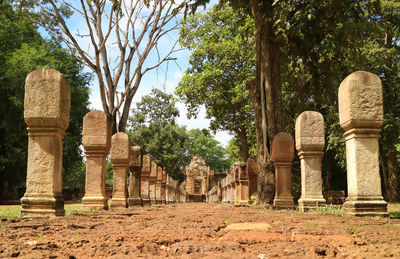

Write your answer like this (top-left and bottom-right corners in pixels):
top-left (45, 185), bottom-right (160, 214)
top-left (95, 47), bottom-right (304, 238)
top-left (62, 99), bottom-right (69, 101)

top-left (128, 89), bottom-right (231, 180)
top-left (29, 0), bottom-right (190, 133)
top-left (177, 4), bottom-right (256, 161)
top-left (184, 129), bottom-right (231, 173)
top-left (128, 88), bottom-right (188, 181)
top-left (186, 0), bottom-right (398, 204)
top-left (0, 1), bottom-right (90, 198)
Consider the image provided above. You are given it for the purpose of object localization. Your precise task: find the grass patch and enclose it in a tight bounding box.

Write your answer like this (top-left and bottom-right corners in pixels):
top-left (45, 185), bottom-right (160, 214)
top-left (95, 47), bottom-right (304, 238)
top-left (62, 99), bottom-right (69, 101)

top-left (0, 205), bottom-right (21, 217)
top-left (388, 203), bottom-right (400, 219)
top-left (0, 203), bottom-right (82, 218)
top-left (314, 204), bottom-right (343, 216)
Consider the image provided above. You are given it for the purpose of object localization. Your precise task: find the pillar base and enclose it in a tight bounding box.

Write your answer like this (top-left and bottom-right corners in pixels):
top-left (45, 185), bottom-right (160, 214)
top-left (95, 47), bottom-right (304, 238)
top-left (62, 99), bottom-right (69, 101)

top-left (21, 194), bottom-right (64, 217)
top-left (298, 198), bottom-right (326, 212)
top-left (110, 198), bottom-right (127, 209)
top-left (82, 196), bottom-right (108, 210)
top-left (273, 196), bottom-right (295, 209)
top-left (162, 199), bottom-right (166, 204)
top-left (128, 198), bottom-right (142, 207)
top-left (343, 199), bottom-right (387, 217)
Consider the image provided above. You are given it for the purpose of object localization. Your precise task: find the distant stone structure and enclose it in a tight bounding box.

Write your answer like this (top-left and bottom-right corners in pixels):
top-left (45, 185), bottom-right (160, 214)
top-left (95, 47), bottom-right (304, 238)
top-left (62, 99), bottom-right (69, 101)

top-left (82, 110), bottom-right (110, 210)
top-left (184, 155), bottom-right (211, 202)
top-left (271, 133), bottom-right (295, 209)
top-left (21, 69), bottom-right (70, 217)
top-left (296, 111), bottom-right (326, 212)
top-left (339, 71), bottom-right (387, 216)
top-left (110, 132), bottom-right (131, 209)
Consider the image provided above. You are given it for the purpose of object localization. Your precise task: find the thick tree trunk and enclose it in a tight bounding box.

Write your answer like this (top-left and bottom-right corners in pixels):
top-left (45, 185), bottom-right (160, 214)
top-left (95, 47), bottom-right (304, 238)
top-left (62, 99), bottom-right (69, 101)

top-left (238, 128), bottom-right (249, 162)
top-left (386, 149), bottom-right (399, 202)
top-left (250, 0), bottom-right (285, 206)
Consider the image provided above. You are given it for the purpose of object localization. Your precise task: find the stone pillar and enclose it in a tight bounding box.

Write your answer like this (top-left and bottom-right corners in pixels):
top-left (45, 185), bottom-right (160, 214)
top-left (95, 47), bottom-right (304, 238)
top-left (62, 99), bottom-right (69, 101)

top-left (271, 133), bottom-right (295, 209)
top-left (110, 132), bottom-right (131, 209)
top-left (233, 163), bottom-right (241, 203)
top-left (161, 170), bottom-right (167, 204)
top-left (155, 165), bottom-right (162, 204)
top-left (165, 174), bottom-right (170, 204)
top-left (222, 178), bottom-right (226, 203)
top-left (296, 111), bottom-right (326, 212)
top-left (149, 161), bottom-right (157, 204)
top-left (140, 155), bottom-right (151, 206)
top-left (338, 71), bottom-right (387, 217)
top-left (82, 110), bottom-right (110, 210)
top-left (128, 146), bottom-right (142, 207)
top-left (21, 69), bottom-right (70, 217)
top-left (239, 162), bottom-right (249, 204)
top-left (217, 182), bottom-right (222, 203)
top-left (247, 158), bottom-right (258, 202)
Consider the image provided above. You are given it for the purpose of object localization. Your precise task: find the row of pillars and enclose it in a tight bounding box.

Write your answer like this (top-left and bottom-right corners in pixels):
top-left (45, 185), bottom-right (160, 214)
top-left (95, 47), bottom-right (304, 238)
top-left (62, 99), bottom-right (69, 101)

top-left (206, 160), bottom-right (258, 204)
top-left (20, 69), bottom-right (388, 217)
top-left (20, 69), bottom-right (186, 217)
top-left (271, 71), bottom-right (387, 216)
top-left (206, 71), bottom-right (387, 217)
top-left (81, 114), bottom-right (186, 210)
top-left (81, 112), bottom-right (188, 211)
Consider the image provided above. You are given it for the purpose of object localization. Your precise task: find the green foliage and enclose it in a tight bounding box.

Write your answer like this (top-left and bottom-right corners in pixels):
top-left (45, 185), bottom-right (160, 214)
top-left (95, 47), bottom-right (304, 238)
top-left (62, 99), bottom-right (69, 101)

top-left (128, 88), bottom-right (188, 181)
top-left (177, 3), bottom-right (256, 160)
top-left (128, 89), bottom-right (231, 181)
top-left (106, 161), bottom-right (113, 187)
top-left (185, 129), bottom-right (231, 173)
top-left (0, 1), bottom-right (90, 194)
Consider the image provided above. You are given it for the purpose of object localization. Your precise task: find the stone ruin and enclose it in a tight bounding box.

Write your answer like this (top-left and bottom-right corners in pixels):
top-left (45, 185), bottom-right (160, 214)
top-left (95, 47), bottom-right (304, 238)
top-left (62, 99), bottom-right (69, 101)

top-left (184, 155), bottom-right (211, 202)
top-left (296, 111), bottom-right (326, 212)
top-left (81, 110), bottom-right (110, 210)
top-left (128, 146), bottom-right (142, 207)
top-left (339, 71), bottom-right (387, 216)
top-left (21, 69), bottom-right (70, 217)
top-left (207, 158), bottom-right (257, 205)
top-left (271, 132), bottom-right (295, 209)
top-left (20, 68), bottom-right (388, 217)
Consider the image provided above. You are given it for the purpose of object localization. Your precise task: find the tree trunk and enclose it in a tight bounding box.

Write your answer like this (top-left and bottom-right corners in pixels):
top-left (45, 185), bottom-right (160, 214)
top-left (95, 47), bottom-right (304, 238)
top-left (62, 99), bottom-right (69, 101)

top-left (238, 128), bottom-right (249, 162)
top-left (250, 0), bottom-right (285, 206)
top-left (386, 149), bottom-right (399, 202)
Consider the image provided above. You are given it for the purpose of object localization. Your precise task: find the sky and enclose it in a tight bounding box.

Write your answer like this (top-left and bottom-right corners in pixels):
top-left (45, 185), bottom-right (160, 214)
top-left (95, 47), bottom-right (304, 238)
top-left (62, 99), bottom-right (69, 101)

top-left (57, 0), bottom-right (232, 147)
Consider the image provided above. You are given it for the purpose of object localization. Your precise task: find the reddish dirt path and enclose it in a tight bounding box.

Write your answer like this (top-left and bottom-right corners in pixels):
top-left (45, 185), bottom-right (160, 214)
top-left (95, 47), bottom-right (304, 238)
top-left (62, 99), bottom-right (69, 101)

top-left (1, 203), bottom-right (400, 258)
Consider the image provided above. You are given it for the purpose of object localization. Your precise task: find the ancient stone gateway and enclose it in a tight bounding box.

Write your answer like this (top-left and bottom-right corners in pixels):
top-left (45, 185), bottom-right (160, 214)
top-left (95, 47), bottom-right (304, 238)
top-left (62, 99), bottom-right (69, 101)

top-left (184, 156), bottom-right (210, 202)
top-left (21, 69), bottom-right (70, 217)
top-left (271, 132), bottom-right (295, 209)
top-left (81, 110), bottom-right (111, 210)
top-left (338, 71), bottom-right (387, 216)
top-left (128, 146), bottom-right (142, 207)
top-left (110, 132), bottom-right (131, 209)
top-left (296, 111), bottom-right (326, 212)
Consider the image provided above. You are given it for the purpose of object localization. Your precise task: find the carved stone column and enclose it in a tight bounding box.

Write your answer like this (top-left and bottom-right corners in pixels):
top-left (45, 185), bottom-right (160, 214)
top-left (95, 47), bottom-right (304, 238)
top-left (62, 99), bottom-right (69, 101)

top-left (82, 110), bottom-right (110, 210)
top-left (128, 146), bottom-right (142, 207)
top-left (110, 132), bottom-right (131, 209)
top-left (21, 69), bottom-right (70, 217)
top-left (296, 111), bottom-right (326, 212)
top-left (272, 132), bottom-right (295, 209)
top-left (339, 71), bottom-right (387, 216)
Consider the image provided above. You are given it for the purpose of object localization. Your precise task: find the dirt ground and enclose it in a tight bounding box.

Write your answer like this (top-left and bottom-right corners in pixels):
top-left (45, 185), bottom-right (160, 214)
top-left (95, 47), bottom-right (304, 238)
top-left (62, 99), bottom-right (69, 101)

top-left (1, 203), bottom-right (400, 259)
